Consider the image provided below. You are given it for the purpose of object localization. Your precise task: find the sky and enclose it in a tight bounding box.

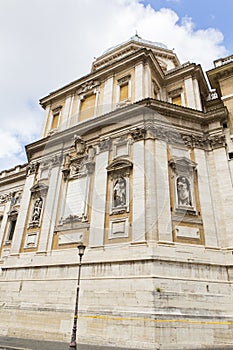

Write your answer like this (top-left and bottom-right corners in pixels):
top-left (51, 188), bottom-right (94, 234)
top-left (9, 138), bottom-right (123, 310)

top-left (0, 0), bottom-right (232, 171)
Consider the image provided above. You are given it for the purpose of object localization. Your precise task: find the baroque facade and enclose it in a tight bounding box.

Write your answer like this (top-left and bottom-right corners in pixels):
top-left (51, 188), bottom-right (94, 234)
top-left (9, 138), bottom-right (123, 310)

top-left (1, 35), bottom-right (233, 349)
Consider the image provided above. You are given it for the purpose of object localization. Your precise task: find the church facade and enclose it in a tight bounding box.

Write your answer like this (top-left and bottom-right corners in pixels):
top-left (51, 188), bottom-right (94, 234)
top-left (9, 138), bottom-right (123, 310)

top-left (1, 36), bottom-right (233, 349)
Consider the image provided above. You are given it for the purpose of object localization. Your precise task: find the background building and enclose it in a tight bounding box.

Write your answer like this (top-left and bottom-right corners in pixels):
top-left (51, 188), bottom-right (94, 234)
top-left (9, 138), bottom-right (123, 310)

top-left (0, 36), bottom-right (233, 349)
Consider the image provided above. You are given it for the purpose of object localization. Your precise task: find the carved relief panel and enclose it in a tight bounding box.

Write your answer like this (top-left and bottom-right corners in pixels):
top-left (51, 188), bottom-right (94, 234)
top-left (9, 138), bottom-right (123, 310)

top-left (59, 136), bottom-right (95, 226)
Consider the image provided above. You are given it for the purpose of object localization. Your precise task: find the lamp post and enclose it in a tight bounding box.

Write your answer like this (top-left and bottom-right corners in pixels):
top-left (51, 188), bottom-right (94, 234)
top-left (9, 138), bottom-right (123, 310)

top-left (69, 243), bottom-right (86, 350)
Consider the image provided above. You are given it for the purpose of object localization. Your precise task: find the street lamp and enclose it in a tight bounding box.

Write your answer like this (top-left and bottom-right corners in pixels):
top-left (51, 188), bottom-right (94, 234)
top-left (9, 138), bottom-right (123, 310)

top-left (69, 243), bottom-right (86, 349)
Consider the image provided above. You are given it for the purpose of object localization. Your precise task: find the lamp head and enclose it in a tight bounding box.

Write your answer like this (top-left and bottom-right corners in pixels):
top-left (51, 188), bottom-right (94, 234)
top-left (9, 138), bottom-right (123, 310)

top-left (77, 243), bottom-right (86, 258)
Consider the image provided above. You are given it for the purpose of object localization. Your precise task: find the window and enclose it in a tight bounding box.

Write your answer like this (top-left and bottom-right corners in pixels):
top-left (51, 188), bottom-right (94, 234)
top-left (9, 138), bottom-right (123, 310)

top-left (117, 75), bottom-right (131, 105)
top-left (51, 113), bottom-right (59, 129)
top-left (169, 88), bottom-right (183, 106)
top-left (8, 219), bottom-right (16, 241)
top-left (79, 94), bottom-right (96, 121)
top-left (172, 95), bottom-right (182, 106)
top-left (120, 83), bottom-right (129, 101)
top-left (50, 106), bottom-right (62, 131)
top-left (6, 209), bottom-right (18, 242)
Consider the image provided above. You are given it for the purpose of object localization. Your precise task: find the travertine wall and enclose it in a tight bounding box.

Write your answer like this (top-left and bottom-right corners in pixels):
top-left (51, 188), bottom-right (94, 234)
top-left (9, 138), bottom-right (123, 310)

top-left (1, 244), bottom-right (233, 349)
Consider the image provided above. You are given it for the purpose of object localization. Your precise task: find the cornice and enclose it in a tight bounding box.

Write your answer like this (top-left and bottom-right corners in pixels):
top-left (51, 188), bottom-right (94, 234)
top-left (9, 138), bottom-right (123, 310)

top-left (165, 63), bottom-right (209, 96)
top-left (92, 38), bottom-right (179, 71)
top-left (39, 48), bottom-right (164, 108)
top-left (207, 62), bottom-right (233, 92)
top-left (0, 166), bottom-right (27, 187)
top-left (27, 98), bottom-right (228, 160)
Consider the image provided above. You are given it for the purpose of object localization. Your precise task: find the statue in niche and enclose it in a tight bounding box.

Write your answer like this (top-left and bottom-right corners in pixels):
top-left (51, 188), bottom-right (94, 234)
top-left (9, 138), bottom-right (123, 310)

top-left (74, 135), bottom-right (86, 155)
top-left (31, 196), bottom-right (43, 223)
top-left (177, 176), bottom-right (192, 206)
top-left (113, 177), bottom-right (126, 207)
top-left (63, 154), bottom-right (71, 169)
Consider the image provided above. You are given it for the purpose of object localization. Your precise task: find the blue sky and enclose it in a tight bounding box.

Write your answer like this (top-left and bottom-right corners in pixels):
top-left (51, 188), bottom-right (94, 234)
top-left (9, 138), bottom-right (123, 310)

top-left (143, 0), bottom-right (233, 53)
top-left (0, 0), bottom-right (232, 171)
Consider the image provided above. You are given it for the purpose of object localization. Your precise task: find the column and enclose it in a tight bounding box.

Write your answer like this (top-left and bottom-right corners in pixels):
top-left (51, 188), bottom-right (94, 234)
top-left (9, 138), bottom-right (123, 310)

top-left (11, 173), bottom-right (35, 255)
top-left (102, 76), bottom-right (113, 115)
top-left (155, 139), bottom-right (172, 242)
top-left (132, 140), bottom-right (146, 242)
top-left (37, 164), bottom-right (62, 253)
top-left (89, 148), bottom-right (109, 247)
top-left (194, 148), bottom-right (218, 247)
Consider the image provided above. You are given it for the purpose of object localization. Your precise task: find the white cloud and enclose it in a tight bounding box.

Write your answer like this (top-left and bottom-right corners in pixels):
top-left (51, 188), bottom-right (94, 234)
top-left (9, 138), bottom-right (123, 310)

top-left (0, 0), bottom-right (228, 171)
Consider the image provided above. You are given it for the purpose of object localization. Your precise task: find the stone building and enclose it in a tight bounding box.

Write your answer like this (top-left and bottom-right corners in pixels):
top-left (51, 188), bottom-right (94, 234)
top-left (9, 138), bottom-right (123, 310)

top-left (0, 36), bottom-right (233, 349)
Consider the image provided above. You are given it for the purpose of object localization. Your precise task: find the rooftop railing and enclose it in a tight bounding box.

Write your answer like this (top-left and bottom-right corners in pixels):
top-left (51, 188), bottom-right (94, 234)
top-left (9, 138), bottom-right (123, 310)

top-left (214, 54), bottom-right (233, 67)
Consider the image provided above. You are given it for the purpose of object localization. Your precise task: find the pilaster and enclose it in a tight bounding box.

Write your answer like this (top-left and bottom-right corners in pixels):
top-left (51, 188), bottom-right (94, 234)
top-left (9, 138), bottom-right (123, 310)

top-left (0, 200), bottom-right (11, 247)
top-left (102, 76), bottom-right (113, 115)
top-left (132, 139), bottom-right (146, 242)
top-left (10, 173), bottom-right (35, 255)
top-left (145, 138), bottom-right (157, 241)
top-left (194, 148), bottom-right (218, 247)
top-left (193, 78), bottom-right (202, 111)
top-left (155, 139), bottom-right (172, 242)
top-left (40, 105), bottom-right (50, 137)
top-left (135, 63), bottom-right (143, 101)
top-left (184, 77), bottom-right (196, 109)
top-left (211, 147), bottom-right (233, 247)
top-left (89, 145), bottom-right (109, 247)
top-left (61, 95), bottom-right (72, 130)
top-left (37, 164), bottom-right (62, 253)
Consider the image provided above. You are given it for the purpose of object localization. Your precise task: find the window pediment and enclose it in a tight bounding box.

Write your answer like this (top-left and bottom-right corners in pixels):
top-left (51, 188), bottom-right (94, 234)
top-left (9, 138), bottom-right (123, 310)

top-left (106, 159), bottom-right (133, 173)
top-left (169, 157), bottom-right (196, 174)
top-left (30, 182), bottom-right (49, 198)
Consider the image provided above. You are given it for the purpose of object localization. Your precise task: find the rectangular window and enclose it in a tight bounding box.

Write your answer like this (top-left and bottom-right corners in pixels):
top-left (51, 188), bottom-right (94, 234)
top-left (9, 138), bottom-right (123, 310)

top-left (8, 219), bottom-right (16, 241)
top-left (51, 113), bottom-right (59, 129)
top-left (79, 94), bottom-right (96, 121)
top-left (119, 83), bottom-right (129, 101)
top-left (172, 95), bottom-right (182, 106)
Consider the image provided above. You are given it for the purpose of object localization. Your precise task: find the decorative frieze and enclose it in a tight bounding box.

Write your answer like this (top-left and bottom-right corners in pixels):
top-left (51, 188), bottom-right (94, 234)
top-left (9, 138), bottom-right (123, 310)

top-left (98, 137), bottom-right (112, 153)
top-left (26, 162), bottom-right (39, 176)
top-left (208, 134), bottom-right (226, 149)
top-left (130, 127), bottom-right (146, 141)
top-left (182, 134), bottom-right (206, 149)
top-left (74, 135), bottom-right (86, 156)
top-left (62, 137), bottom-right (95, 181)
top-left (77, 80), bottom-right (100, 95)
top-left (145, 124), bottom-right (226, 150)
top-left (0, 192), bottom-right (13, 204)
